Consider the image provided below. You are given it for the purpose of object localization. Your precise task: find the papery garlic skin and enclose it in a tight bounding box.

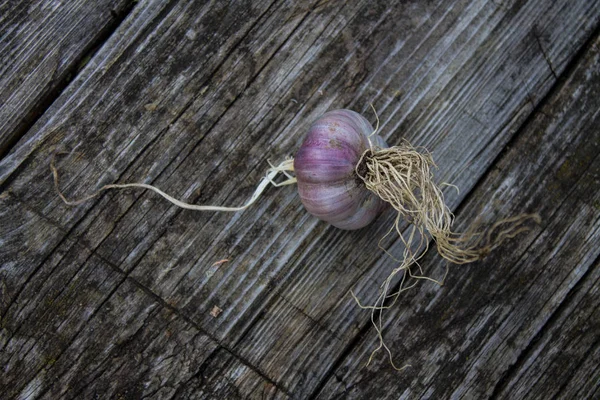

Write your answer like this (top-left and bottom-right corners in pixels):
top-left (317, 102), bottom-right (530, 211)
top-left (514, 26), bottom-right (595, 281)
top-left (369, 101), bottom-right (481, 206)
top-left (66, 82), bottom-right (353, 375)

top-left (294, 109), bottom-right (388, 230)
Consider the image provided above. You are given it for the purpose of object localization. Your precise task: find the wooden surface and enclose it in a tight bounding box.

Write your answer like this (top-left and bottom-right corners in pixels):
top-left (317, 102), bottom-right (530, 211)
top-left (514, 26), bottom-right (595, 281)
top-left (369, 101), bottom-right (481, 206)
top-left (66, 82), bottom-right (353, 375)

top-left (1, 0), bottom-right (599, 398)
top-left (0, 0), bottom-right (135, 158)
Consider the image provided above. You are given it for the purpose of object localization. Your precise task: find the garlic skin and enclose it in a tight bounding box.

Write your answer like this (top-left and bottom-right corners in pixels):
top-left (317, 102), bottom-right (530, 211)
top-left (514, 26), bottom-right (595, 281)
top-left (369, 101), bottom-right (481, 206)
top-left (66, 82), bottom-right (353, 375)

top-left (294, 109), bottom-right (388, 230)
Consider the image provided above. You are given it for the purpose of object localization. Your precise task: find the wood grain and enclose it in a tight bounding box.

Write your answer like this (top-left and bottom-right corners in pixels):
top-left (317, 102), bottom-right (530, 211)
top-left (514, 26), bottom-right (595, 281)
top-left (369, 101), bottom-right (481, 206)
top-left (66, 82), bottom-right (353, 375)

top-left (0, 0), bottom-right (134, 158)
top-left (0, 0), bottom-right (599, 398)
top-left (317, 27), bottom-right (600, 400)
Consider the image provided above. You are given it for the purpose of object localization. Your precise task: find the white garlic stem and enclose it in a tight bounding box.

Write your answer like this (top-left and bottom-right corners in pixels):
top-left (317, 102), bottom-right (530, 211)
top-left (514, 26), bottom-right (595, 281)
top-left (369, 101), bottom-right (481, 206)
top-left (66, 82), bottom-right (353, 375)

top-left (52, 156), bottom-right (296, 212)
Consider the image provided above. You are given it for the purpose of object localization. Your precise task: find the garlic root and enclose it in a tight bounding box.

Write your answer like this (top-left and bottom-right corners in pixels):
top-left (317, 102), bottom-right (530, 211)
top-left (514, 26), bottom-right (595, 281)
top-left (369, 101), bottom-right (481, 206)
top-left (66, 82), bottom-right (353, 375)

top-left (356, 144), bottom-right (540, 264)
top-left (354, 143), bottom-right (540, 368)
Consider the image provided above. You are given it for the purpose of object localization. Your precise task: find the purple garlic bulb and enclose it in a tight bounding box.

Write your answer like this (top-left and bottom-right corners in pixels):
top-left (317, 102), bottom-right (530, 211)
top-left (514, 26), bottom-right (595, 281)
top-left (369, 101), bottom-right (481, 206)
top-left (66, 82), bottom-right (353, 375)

top-left (294, 109), bottom-right (388, 230)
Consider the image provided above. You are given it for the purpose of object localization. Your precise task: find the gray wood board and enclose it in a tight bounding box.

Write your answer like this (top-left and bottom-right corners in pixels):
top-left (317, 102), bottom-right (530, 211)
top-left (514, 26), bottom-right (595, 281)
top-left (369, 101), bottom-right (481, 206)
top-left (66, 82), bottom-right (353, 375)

top-left (0, 0), bottom-right (134, 157)
top-left (317, 28), bottom-right (600, 399)
top-left (1, 0), bottom-right (599, 398)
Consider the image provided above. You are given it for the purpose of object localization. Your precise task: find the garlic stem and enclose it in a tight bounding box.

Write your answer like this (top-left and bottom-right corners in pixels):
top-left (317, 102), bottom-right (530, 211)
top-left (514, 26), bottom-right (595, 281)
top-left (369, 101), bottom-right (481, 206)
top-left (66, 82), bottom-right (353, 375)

top-left (52, 155), bottom-right (296, 212)
top-left (366, 103), bottom-right (380, 150)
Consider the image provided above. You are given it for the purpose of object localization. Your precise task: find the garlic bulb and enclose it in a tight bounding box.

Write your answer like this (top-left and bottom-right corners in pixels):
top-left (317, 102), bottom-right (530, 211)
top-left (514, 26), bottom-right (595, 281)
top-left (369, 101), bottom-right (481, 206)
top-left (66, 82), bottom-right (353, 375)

top-left (53, 107), bottom-right (536, 261)
top-left (294, 109), bottom-right (388, 230)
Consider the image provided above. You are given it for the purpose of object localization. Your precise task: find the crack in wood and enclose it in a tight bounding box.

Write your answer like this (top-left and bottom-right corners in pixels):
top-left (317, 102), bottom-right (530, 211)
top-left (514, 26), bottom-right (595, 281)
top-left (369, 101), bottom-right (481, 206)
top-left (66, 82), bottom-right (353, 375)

top-left (0, 0), bottom-right (138, 161)
top-left (490, 253), bottom-right (600, 399)
top-left (532, 26), bottom-right (559, 80)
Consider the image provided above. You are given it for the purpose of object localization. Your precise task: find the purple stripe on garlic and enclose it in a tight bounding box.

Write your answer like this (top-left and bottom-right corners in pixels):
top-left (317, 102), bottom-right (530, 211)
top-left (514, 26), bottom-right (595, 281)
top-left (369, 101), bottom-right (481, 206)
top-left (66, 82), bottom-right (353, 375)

top-left (294, 109), bottom-right (388, 230)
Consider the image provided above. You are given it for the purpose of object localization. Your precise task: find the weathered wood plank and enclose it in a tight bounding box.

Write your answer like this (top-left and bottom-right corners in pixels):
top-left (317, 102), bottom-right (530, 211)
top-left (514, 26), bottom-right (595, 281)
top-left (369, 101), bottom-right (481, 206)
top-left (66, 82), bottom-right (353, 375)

top-left (0, 194), bottom-right (67, 318)
top-left (496, 258), bottom-right (600, 399)
top-left (316, 26), bottom-right (600, 399)
top-left (0, 0), bottom-right (599, 398)
top-left (0, 0), bottom-right (134, 158)
top-left (552, 329), bottom-right (600, 400)
top-left (0, 256), bottom-right (221, 399)
top-left (172, 348), bottom-right (291, 400)
top-left (228, 1), bottom-right (600, 396)
top-left (37, 281), bottom-right (220, 400)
